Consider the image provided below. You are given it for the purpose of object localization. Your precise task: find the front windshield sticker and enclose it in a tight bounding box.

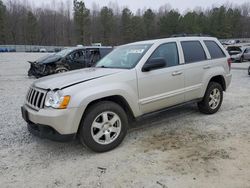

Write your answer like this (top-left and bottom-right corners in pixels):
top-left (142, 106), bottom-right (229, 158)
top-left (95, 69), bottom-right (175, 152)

top-left (128, 49), bottom-right (145, 54)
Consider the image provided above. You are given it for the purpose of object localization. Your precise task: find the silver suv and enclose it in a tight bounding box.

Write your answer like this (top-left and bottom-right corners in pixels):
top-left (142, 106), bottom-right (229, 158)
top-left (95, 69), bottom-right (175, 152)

top-left (21, 37), bottom-right (232, 152)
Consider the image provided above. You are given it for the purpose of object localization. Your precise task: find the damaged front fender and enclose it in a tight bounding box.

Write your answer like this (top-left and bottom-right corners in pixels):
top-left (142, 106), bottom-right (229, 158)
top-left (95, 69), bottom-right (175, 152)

top-left (28, 61), bottom-right (54, 78)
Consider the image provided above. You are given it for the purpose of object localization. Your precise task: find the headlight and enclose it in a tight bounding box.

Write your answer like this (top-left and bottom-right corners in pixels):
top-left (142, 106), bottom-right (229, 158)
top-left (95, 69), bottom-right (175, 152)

top-left (45, 90), bottom-right (71, 109)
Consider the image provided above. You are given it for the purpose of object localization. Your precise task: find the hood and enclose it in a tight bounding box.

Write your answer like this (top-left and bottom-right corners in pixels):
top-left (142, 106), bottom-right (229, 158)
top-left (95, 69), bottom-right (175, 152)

top-left (33, 68), bottom-right (123, 90)
top-left (35, 54), bottom-right (61, 64)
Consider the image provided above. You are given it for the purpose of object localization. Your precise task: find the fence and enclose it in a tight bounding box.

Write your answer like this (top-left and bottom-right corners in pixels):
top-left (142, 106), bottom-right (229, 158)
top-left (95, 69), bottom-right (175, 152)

top-left (1, 38), bottom-right (250, 52)
top-left (0, 45), bottom-right (68, 52)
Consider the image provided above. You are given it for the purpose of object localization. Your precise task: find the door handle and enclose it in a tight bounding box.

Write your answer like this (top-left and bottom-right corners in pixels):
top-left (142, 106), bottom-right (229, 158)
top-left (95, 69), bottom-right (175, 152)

top-left (172, 71), bottom-right (182, 76)
top-left (203, 65), bottom-right (211, 69)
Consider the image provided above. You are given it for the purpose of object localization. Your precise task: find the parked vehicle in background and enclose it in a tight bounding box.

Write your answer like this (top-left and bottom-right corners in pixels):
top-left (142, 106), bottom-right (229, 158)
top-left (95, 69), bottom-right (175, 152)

top-left (0, 47), bottom-right (8, 52)
top-left (222, 39), bottom-right (240, 45)
top-left (226, 45), bottom-right (250, 62)
top-left (39, 48), bottom-right (47, 53)
top-left (28, 46), bottom-right (113, 78)
top-left (21, 36), bottom-right (232, 152)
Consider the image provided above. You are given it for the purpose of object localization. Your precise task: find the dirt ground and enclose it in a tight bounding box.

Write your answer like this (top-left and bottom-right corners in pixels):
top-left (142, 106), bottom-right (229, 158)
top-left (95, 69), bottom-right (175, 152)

top-left (0, 53), bottom-right (250, 188)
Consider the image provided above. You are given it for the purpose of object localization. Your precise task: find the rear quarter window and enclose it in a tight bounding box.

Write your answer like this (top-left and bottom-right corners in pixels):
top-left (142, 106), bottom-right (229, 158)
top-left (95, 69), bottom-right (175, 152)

top-left (181, 41), bottom-right (206, 63)
top-left (204, 40), bottom-right (226, 59)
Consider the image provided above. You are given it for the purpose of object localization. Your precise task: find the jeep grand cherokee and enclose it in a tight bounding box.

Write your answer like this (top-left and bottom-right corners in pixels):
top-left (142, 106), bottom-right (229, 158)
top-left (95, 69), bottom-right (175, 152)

top-left (21, 37), bottom-right (232, 152)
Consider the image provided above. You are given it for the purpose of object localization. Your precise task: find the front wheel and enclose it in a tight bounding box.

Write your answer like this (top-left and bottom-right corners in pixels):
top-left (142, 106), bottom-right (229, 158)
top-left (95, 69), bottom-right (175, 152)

top-left (79, 101), bottom-right (128, 152)
top-left (239, 56), bottom-right (244, 63)
top-left (55, 66), bottom-right (69, 74)
top-left (198, 82), bottom-right (223, 114)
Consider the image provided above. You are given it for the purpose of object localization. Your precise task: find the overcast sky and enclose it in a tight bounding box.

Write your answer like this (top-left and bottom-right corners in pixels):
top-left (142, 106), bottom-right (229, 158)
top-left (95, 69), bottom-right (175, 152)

top-left (8, 0), bottom-right (249, 13)
top-left (85, 0), bottom-right (248, 12)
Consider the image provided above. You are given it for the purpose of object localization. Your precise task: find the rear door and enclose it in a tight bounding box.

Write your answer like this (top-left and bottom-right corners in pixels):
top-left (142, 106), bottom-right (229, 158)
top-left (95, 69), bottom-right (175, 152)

top-left (180, 40), bottom-right (209, 101)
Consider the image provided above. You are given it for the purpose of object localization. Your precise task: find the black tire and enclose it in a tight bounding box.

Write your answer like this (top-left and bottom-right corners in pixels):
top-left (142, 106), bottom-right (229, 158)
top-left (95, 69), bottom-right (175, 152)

top-left (239, 56), bottom-right (243, 63)
top-left (55, 66), bottom-right (69, 74)
top-left (79, 101), bottom-right (128, 152)
top-left (248, 66), bottom-right (250, 75)
top-left (198, 82), bottom-right (223, 114)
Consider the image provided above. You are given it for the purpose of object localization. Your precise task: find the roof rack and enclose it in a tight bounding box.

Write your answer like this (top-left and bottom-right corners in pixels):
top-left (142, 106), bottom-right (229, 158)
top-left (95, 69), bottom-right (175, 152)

top-left (171, 33), bottom-right (211, 37)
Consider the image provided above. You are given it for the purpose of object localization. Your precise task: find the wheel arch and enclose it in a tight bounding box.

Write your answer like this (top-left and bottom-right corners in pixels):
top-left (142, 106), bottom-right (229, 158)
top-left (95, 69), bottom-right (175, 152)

top-left (208, 75), bottom-right (226, 91)
top-left (77, 95), bottom-right (136, 134)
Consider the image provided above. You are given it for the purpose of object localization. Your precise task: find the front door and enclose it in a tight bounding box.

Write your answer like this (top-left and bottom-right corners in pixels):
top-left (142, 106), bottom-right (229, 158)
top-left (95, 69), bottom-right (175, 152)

top-left (137, 42), bottom-right (185, 114)
top-left (67, 50), bottom-right (86, 70)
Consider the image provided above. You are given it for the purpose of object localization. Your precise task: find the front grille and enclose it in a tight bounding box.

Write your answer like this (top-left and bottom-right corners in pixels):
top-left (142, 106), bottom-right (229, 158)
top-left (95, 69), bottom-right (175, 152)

top-left (26, 87), bottom-right (47, 110)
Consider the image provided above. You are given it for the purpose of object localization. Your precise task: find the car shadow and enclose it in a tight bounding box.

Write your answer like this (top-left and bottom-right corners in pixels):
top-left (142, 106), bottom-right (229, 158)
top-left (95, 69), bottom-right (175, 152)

top-left (30, 103), bottom-right (200, 156)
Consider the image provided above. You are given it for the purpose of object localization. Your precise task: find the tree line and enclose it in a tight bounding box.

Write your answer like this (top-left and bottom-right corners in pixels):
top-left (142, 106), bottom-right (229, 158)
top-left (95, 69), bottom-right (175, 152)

top-left (0, 0), bottom-right (250, 46)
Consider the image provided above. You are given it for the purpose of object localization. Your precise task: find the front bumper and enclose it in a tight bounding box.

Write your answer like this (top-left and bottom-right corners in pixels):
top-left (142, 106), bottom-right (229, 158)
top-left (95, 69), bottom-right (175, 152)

top-left (21, 105), bottom-right (82, 141)
top-left (230, 55), bottom-right (241, 62)
top-left (28, 62), bottom-right (49, 78)
top-left (27, 122), bottom-right (76, 142)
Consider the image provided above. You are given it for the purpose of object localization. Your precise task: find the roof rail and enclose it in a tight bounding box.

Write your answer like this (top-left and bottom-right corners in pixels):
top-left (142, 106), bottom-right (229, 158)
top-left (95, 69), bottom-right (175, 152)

top-left (171, 33), bottom-right (211, 37)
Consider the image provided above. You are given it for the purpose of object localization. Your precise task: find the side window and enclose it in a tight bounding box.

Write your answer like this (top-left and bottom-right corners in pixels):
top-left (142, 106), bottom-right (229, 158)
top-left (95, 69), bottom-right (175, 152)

top-left (245, 48), bottom-right (250, 53)
top-left (69, 51), bottom-right (83, 60)
top-left (181, 41), bottom-right (206, 63)
top-left (204, 40), bottom-right (226, 59)
top-left (149, 42), bottom-right (179, 67)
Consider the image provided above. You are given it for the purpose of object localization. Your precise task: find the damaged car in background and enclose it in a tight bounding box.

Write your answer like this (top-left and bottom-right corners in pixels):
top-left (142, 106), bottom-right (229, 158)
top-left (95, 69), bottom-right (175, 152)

top-left (226, 45), bottom-right (250, 62)
top-left (28, 46), bottom-right (113, 78)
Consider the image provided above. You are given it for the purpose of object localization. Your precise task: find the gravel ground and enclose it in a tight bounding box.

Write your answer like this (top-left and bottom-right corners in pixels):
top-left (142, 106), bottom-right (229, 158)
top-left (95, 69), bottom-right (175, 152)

top-left (0, 53), bottom-right (250, 188)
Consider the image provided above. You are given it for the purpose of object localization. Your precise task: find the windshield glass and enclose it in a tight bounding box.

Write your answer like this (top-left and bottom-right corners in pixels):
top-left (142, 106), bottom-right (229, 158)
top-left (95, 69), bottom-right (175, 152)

top-left (96, 44), bottom-right (152, 69)
top-left (56, 48), bottom-right (74, 57)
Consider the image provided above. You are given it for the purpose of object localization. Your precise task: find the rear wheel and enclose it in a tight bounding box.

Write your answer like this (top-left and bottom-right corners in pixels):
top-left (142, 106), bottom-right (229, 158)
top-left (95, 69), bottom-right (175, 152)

top-left (79, 101), bottom-right (128, 152)
top-left (198, 82), bottom-right (223, 114)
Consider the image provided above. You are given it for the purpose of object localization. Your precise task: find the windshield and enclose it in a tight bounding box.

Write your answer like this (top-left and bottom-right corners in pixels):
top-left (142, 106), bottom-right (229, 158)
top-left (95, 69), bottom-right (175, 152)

top-left (96, 44), bottom-right (152, 69)
top-left (56, 48), bottom-right (74, 57)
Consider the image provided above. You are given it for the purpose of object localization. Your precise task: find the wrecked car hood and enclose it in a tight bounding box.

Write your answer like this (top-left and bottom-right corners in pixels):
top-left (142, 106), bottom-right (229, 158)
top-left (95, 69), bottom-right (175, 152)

top-left (31, 54), bottom-right (62, 64)
top-left (33, 68), bottom-right (123, 90)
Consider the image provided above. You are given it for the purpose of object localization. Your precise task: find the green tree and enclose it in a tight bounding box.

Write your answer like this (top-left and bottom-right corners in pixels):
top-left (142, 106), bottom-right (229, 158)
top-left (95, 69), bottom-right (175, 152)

top-left (0, 0), bottom-right (6, 44)
top-left (180, 12), bottom-right (202, 34)
top-left (131, 15), bottom-right (145, 41)
top-left (100, 6), bottom-right (114, 45)
top-left (121, 8), bottom-right (133, 43)
top-left (26, 11), bottom-right (39, 44)
top-left (159, 10), bottom-right (180, 37)
top-left (73, 0), bottom-right (90, 44)
top-left (226, 8), bottom-right (242, 38)
top-left (143, 9), bottom-right (155, 38)
top-left (208, 6), bottom-right (230, 38)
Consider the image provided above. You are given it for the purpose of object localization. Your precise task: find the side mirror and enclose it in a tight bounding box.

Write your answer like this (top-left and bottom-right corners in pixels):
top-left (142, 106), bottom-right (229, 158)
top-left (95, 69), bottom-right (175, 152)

top-left (142, 58), bottom-right (166, 72)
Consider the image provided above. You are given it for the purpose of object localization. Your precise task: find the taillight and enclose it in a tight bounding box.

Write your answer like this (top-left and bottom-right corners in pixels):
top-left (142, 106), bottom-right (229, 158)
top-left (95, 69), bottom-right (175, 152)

top-left (227, 58), bottom-right (232, 71)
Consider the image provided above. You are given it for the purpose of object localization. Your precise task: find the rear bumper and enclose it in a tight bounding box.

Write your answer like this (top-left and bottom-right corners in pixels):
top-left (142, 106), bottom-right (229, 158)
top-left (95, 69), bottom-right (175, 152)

top-left (225, 73), bottom-right (232, 90)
